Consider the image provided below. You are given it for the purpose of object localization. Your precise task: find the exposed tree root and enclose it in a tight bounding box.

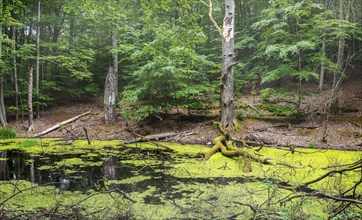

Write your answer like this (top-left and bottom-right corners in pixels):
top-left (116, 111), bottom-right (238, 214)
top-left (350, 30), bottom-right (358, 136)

top-left (203, 134), bottom-right (273, 173)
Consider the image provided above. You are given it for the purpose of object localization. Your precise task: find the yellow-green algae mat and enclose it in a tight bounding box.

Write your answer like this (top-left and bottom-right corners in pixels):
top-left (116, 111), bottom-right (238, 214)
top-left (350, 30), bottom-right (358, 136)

top-left (0, 138), bottom-right (361, 219)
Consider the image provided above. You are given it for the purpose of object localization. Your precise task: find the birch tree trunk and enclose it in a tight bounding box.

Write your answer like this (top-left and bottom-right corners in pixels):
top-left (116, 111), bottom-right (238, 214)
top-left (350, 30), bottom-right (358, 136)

top-left (35, 0), bottom-right (41, 118)
top-left (104, 35), bottom-right (118, 126)
top-left (220, 0), bottom-right (235, 128)
top-left (28, 67), bottom-right (34, 132)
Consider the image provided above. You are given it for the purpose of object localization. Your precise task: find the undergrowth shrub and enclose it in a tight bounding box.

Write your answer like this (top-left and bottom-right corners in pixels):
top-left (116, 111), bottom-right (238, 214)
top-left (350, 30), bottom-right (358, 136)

top-left (0, 127), bottom-right (17, 139)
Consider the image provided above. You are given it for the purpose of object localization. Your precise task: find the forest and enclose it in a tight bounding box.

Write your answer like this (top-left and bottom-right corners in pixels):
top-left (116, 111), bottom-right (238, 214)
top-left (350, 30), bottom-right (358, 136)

top-left (0, 0), bottom-right (361, 219)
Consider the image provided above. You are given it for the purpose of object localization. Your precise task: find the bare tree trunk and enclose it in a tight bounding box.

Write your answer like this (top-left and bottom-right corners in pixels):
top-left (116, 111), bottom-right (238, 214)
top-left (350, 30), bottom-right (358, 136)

top-left (322, 0), bottom-right (346, 141)
top-left (35, 0), bottom-right (41, 118)
top-left (319, 0), bottom-right (330, 92)
top-left (318, 35), bottom-right (326, 92)
top-left (0, 1), bottom-right (7, 127)
top-left (220, 0), bottom-right (236, 128)
top-left (104, 35), bottom-right (118, 126)
top-left (331, 0), bottom-right (345, 112)
top-left (12, 27), bottom-right (19, 120)
top-left (0, 81), bottom-right (7, 126)
top-left (28, 67), bottom-right (34, 132)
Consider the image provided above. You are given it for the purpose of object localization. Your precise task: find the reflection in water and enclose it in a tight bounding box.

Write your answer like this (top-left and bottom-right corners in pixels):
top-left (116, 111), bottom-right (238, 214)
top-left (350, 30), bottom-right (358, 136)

top-left (0, 148), bottom-right (193, 197)
top-left (0, 150), bottom-right (8, 180)
top-left (0, 147), bottom-right (257, 207)
top-left (30, 158), bottom-right (35, 183)
top-left (0, 150), bottom-right (28, 181)
top-left (60, 178), bottom-right (70, 190)
top-left (103, 156), bottom-right (119, 180)
top-left (0, 150), bottom-right (106, 191)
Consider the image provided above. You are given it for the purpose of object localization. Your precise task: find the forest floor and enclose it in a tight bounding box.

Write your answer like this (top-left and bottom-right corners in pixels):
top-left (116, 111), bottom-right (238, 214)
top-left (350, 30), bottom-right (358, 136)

top-left (8, 76), bottom-right (362, 151)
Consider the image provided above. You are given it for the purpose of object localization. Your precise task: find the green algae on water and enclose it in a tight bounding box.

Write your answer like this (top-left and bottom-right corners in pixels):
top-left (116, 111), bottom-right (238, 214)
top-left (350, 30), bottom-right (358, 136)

top-left (0, 138), bottom-right (361, 219)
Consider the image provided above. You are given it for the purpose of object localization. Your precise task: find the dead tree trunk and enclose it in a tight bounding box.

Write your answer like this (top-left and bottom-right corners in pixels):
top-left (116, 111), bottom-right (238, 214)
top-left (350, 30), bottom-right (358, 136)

top-left (104, 67), bottom-right (117, 125)
top-left (104, 35), bottom-right (118, 126)
top-left (28, 67), bottom-right (34, 132)
top-left (220, 0), bottom-right (236, 128)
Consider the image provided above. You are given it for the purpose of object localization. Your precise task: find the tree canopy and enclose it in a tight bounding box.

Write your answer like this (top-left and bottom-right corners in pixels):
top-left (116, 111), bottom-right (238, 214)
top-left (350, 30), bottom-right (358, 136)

top-left (0, 0), bottom-right (361, 125)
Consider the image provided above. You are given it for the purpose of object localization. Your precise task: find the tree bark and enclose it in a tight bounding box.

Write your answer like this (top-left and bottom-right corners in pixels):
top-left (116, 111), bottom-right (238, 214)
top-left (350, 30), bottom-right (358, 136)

top-left (331, 0), bottom-right (345, 112)
top-left (203, 135), bottom-right (272, 173)
top-left (12, 27), bottom-right (19, 120)
top-left (0, 0), bottom-right (7, 127)
top-left (35, 0), bottom-right (41, 118)
top-left (0, 81), bottom-right (7, 126)
top-left (104, 35), bottom-right (118, 126)
top-left (318, 0), bottom-right (330, 92)
top-left (318, 34), bottom-right (326, 92)
top-left (122, 132), bottom-right (178, 144)
top-left (220, 0), bottom-right (236, 128)
top-left (28, 67), bottom-right (34, 132)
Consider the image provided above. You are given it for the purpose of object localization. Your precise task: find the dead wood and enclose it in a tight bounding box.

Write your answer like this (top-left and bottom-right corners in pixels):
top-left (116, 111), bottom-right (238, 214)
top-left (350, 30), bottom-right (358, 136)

top-left (33, 111), bottom-right (91, 138)
top-left (121, 130), bottom-right (179, 152)
top-left (83, 127), bottom-right (91, 145)
top-left (241, 135), bottom-right (312, 152)
top-left (203, 135), bottom-right (273, 172)
top-left (122, 132), bottom-right (178, 144)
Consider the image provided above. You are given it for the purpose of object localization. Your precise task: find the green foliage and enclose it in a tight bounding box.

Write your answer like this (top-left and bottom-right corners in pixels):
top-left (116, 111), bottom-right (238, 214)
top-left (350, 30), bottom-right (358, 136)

top-left (235, 111), bottom-right (244, 120)
top-left (260, 87), bottom-right (290, 102)
top-left (1, 0), bottom-right (362, 122)
top-left (67, 83), bottom-right (99, 99)
top-left (0, 127), bottom-right (16, 139)
top-left (257, 103), bottom-right (294, 116)
top-left (330, 212), bottom-right (362, 220)
top-left (121, 23), bottom-right (216, 120)
top-left (44, 50), bottom-right (94, 81)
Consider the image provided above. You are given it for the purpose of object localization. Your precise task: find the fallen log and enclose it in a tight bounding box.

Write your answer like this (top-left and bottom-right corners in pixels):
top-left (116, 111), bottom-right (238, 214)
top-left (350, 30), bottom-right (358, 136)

top-left (121, 130), bottom-right (178, 152)
top-left (122, 132), bottom-right (178, 144)
top-left (33, 111), bottom-right (91, 138)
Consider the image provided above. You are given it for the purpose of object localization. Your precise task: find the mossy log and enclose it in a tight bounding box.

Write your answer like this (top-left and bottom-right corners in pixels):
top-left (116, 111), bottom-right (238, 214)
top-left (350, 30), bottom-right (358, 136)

top-left (204, 135), bottom-right (273, 173)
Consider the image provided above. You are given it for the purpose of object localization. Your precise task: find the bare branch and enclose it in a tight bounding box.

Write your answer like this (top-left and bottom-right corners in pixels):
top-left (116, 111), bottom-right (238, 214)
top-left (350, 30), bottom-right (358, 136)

top-left (301, 163), bottom-right (362, 188)
top-left (233, 201), bottom-right (257, 213)
top-left (208, 0), bottom-right (222, 34)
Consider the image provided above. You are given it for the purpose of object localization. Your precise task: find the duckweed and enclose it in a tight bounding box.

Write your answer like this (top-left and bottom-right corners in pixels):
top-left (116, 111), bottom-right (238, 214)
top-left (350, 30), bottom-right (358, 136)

top-left (0, 138), bottom-right (360, 219)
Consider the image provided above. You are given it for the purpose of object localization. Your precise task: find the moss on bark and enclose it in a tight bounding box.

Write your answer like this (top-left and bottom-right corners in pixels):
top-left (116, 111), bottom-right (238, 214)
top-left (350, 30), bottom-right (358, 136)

top-left (204, 134), bottom-right (272, 173)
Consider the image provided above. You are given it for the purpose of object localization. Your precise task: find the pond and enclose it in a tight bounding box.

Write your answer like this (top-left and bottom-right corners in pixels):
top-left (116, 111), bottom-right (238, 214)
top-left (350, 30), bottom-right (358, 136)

top-left (0, 139), bottom-right (361, 219)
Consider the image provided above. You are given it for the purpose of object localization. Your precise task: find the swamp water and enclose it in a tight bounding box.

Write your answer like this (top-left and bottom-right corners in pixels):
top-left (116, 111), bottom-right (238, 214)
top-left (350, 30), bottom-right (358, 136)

top-left (0, 139), bottom-right (361, 219)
